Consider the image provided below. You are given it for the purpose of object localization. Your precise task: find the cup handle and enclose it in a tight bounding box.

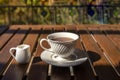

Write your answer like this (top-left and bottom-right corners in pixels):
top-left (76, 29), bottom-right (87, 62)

top-left (40, 38), bottom-right (51, 51)
top-left (9, 47), bottom-right (16, 59)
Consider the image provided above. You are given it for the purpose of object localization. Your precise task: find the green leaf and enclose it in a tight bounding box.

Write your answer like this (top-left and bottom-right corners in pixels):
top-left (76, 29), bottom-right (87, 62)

top-left (114, 11), bottom-right (119, 17)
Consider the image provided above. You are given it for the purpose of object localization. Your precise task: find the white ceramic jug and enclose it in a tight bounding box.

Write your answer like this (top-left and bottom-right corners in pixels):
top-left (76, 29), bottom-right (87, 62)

top-left (9, 44), bottom-right (31, 64)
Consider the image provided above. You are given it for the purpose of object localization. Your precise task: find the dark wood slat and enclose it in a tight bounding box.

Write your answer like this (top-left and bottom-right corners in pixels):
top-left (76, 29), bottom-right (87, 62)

top-left (80, 27), bottom-right (119, 80)
top-left (0, 26), bottom-right (18, 50)
top-left (0, 27), bottom-right (29, 78)
top-left (51, 66), bottom-right (71, 80)
top-left (73, 28), bottom-right (96, 80)
top-left (28, 41), bottom-right (48, 80)
top-left (74, 62), bottom-right (96, 80)
top-left (50, 26), bottom-right (71, 80)
top-left (0, 26), bottom-right (8, 35)
top-left (28, 27), bottom-right (52, 80)
top-left (89, 27), bottom-right (120, 76)
top-left (1, 27), bottom-right (41, 80)
top-left (73, 45), bottom-right (96, 80)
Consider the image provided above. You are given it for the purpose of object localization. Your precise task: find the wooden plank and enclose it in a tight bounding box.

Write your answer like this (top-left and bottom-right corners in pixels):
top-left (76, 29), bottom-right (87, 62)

top-left (102, 27), bottom-right (120, 49)
top-left (73, 27), bottom-right (96, 80)
top-left (51, 66), bottom-right (71, 80)
top-left (0, 27), bottom-right (29, 78)
top-left (53, 25), bottom-right (65, 32)
top-left (28, 27), bottom-right (52, 80)
top-left (23, 27), bottom-right (41, 53)
top-left (1, 24), bottom-right (120, 80)
top-left (50, 27), bottom-right (71, 80)
top-left (43, 25), bottom-right (54, 30)
top-left (1, 26), bottom-right (41, 80)
top-left (0, 26), bottom-right (19, 50)
top-left (0, 26), bottom-right (8, 35)
top-left (89, 27), bottom-right (120, 76)
top-left (27, 41), bottom-right (48, 80)
top-left (65, 25), bottom-right (77, 32)
top-left (80, 27), bottom-right (119, 80)
top-left (73, 43), bottom-right (96, 80)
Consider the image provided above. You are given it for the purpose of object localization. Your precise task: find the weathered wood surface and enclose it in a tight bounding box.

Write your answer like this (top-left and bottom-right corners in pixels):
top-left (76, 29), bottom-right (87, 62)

top-left (0, 25), bottom-right (119, 80)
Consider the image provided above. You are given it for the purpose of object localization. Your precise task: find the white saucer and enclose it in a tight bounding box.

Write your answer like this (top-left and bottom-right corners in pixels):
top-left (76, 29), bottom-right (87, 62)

top-left (40, 48), bottom-right (87, 67)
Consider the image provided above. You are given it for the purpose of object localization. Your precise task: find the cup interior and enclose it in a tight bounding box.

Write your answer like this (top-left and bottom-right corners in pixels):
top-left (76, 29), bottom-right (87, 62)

top-left (47, 32), bottom-right (79, 42)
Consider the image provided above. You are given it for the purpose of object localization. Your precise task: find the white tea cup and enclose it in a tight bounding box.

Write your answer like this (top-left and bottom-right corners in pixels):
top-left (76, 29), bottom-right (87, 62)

top-left (9, 44), bottom-right (31, 64)
top-left (40, 32), bottom-right (79, 58)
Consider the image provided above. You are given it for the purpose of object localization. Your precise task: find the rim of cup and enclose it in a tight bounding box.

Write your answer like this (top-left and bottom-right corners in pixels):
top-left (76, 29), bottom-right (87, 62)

top-left (47, 32), bottom-right (79, 43)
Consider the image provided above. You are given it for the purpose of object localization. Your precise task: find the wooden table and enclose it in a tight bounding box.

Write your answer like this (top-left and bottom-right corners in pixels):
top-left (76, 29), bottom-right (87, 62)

top-left (0, 25), bottom-right (120, 80)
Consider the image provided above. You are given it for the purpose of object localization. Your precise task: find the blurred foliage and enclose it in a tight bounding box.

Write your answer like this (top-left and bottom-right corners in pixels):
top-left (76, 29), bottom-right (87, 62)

top-left (0, 0), bottom-right (9, 5)
top-left (58, 7), bottom-right (79, 24)
top-left (0, 0), bottom-right (120, 25)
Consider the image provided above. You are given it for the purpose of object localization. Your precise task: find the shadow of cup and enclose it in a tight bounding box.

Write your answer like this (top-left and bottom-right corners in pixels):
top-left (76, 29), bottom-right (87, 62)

top-left (87, 51), bottom-right (101, 62)
top-left (33, 57), bottom-right (42, 63)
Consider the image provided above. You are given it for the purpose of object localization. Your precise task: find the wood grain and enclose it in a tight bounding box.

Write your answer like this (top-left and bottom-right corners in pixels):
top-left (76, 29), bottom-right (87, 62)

top-left (80, 27), bottom-right (119, 80)
top-left (0, 26), bottom-right (29, 79)
top-left (1, 27), bottom-right (40, 80)
top-left (28, 26), bottom-right (52, 80)
top-left (0, 25), bottom-right (120, 80)
top-left (89, 27), bottom-right (120, 76)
